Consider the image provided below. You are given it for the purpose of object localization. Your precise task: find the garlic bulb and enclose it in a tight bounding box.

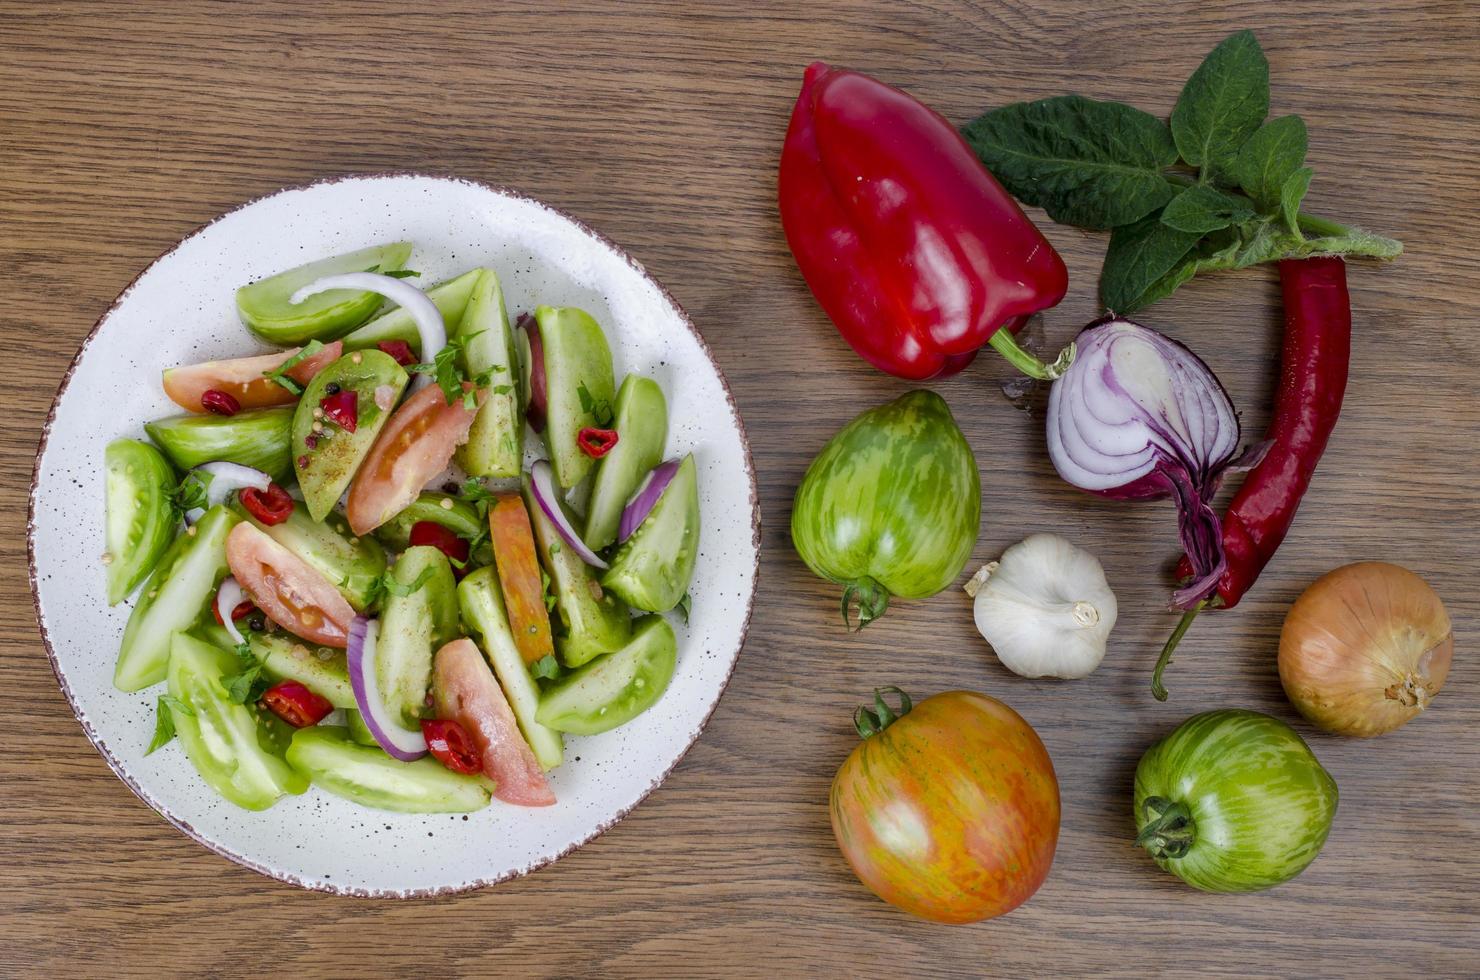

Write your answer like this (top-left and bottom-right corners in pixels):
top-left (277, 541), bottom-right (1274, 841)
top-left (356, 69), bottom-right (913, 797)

top-left (964, 533), bottom-right (1117, 679)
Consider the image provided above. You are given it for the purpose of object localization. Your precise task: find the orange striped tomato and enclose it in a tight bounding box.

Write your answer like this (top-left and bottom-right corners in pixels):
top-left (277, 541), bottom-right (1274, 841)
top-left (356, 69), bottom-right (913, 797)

top-left (829, 689), bottom-right (1059, 924)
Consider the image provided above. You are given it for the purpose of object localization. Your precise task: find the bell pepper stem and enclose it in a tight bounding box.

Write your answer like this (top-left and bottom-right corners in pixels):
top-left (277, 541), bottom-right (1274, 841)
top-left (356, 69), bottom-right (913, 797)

top-left (988, 328), bottom-right (1076, 381)
top-left (1135, 796), bottom-right (1196, 859)
top-left (1152, 602), bottom-right (1204, 701)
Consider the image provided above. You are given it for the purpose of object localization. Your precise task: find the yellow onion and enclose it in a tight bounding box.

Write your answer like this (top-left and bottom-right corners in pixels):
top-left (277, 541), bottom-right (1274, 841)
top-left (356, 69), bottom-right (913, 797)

top-left (1278, 562), bottom-right (1452, 737)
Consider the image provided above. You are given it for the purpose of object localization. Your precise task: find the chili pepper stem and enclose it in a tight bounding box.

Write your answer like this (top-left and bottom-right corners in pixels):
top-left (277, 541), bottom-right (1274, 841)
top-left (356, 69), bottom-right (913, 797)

top-left (1151, 602), bottom-right (1205, 702)
top-left (988, 328), bottom-right (1075, 381)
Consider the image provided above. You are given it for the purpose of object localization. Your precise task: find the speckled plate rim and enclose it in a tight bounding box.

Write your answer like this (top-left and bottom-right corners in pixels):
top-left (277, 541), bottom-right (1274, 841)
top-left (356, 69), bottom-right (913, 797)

top-left (26, 172), bottom-right (761, 898)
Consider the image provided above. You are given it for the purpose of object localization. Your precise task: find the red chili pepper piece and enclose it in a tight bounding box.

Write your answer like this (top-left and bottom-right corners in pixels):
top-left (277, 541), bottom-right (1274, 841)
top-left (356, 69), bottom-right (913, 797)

top-left (377, 340), bottom-right (417, 367)
top-left (778, 63), bottom-right (1068, 381)
top-left (577, 426), bottom-right (619, 458)
top-left (409, 521), bottom-right (471, 574)
top-left (200, 389), bottom-right (241, 416)
top-left (211, 599), bottom-right (257, 626)
top-left (320, 389), bottom-right (359, 432)
top-left (239, 483), bottom-right (295, 526)
top-left (421, 718), bottom-right (482, 775)
top-left (260, 681), bottom-right (334, 728)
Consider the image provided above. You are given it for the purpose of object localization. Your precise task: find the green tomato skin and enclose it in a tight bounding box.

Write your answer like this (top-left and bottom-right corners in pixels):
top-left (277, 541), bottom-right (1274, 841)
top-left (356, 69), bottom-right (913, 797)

top-left (115, 506), bottom-right (240, 692)
top-left (1134, 709), bottom-right (1339, 893)
top-left (237, 502), bottom-right (386, 612)
top-left (536, 615), bottom-right (676, 736)
top-left (584, 375), bottom-right (668, 551)
top-left (250, 631), bottom-right (356, 709)
top-left (339, 269), bottom-right (483, 354)
top-left (291, 350), bottom-right (408, 521)
top-left (167, 632), bottom-right (308, 811)
top-left (145, 407), bottom-right (295, 482)
top-left (791, 390), bottom-right (980, 620)
top-left (236, 242), bottom-right (413, 345)
top-left (285, 726), bottom-right (492, 814)
top-left (373, 492), bottom-right (483, 551)
top-left (344, 709), bottom-right (379, 746)
top-left (457, 566), bottom-right (564, 770)
top-left (526, 305), bottom-right (616, 489)
top-left (104, 438), bottom-right (178, 605)
top-left (456, 269), bottom-right (524, 478)
top-left (601, 454), bottom-right (699, 613)
top-left (376, 546), bottom-right (460, 729)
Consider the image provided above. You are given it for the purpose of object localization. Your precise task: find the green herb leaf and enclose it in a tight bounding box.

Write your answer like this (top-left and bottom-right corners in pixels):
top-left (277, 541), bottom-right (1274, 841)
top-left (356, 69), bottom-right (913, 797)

top-left (170, 470), bottom-right (210, 518)
top-left (1160, 185), bottom-right (1257, 234)
top-left (147, 695), bottom-right (193, 754)
top-left (530, 654), bottom-right (561, 680)
top-left (676, 592), bottom-right (692, 625)
top-left (234, 640), bottom-right (254, 664)
top-left (381, 565), bottom-right (436, 600)
top-left (576, 382), bottom-right (614, 426)
top-left (540, 567), bottom-right (555, 612)
top-left (1100, 211), bottom-right (1203, 312)
top-left (1231, 115), bottom-right (1308, 211)
top-left (1170, 30), bottom-right (1269, 182)
top-left (262, 340), bottom-right (325, 395)
top-left (962, 95), bottom-right (1180, 230)
top-left (384, 269), bottom-right (421, 279)
top-left (1280, 166), bottom-right (1315, 234)
top-left (222, 663), bottom-right (267, 705)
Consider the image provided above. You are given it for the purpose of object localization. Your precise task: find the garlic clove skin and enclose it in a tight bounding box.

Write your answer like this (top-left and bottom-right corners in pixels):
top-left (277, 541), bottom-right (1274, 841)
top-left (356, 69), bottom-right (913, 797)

top-left (968, 533), bottom-right (1117, 679)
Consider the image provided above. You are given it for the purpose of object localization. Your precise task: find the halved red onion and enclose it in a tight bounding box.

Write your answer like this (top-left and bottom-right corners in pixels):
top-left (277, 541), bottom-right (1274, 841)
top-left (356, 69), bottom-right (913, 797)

top-left (1047, 317), bottom-right (1255, 608)
top-left (529, 459), bottom-right (607, 568)
top-left (347, 616), bottom-right (428, 761)
top-left (215, 576), bottom-right (248, 646)
top-left (618, 459), bottom-right (681, 544)
top-left (292, 272), bottom-right (445, 392)
top-left (518, 313), bottom-right (548, 433)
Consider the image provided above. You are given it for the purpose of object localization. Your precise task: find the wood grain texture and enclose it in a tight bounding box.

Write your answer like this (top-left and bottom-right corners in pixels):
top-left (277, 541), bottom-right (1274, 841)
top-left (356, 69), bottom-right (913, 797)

top-left (3, 1), bottom-right (1477, 976)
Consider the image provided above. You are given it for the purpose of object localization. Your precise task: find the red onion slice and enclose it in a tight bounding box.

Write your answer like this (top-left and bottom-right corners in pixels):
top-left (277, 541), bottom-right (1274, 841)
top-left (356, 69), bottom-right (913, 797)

top-left (618, 459), bottom-right (681, 544)
top-left (292, 272), bottom-right (445, 393)
top-left (194, 461), bottom-right (272, 508)
top-left (518, 313), bottom-right (548, 434)
top-left (529, 460), bottom-right (607, 568)
top-left (347, 616), bottom-right (428, 761)
top-left (1047, 317), bottom-right (1245, 607)
top-left (215, 576), bottom-right (248, 646)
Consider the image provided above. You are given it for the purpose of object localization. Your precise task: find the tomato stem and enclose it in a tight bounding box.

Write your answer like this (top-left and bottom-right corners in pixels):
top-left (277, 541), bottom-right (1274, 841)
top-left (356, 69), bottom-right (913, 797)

top-left (840, 578), bottom-right (890, 631)
top-left (1152, 602), bottom-right (1204, 701)
top-left (852, 686), bottom-right (913, 739)
top-left (1135, 796), bottom-right (1196, 859)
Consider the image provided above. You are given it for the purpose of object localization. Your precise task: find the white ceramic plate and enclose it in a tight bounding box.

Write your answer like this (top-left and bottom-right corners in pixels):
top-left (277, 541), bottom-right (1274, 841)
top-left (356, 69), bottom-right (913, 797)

top-left (28, 174), bottom-right (759, 897)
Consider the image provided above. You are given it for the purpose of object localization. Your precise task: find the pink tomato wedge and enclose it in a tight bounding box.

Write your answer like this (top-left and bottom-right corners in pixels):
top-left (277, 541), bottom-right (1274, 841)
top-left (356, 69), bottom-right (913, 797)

top-left (225, 523), bottom-right (356, 647)
top-left (163, 342), bottom-right (343, 413)
top-left (432, 638), bottom-right (555, 807)
top-left (345, 382), bottom-right (483, 536)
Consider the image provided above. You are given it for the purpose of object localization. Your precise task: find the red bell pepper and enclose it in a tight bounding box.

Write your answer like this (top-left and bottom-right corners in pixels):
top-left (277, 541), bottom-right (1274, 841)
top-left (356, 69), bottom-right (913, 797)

top-left (779, 62), bottom-right (1070, 381)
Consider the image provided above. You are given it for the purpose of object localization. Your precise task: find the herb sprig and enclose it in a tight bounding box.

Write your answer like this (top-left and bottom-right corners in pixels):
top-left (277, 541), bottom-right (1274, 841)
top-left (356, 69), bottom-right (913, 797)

top-left (263, 339), bottom-right (326, 396)
top-left (408, 333), bottom-right (497, 409)
top-left (963, 30), bottom-right (1401, 313)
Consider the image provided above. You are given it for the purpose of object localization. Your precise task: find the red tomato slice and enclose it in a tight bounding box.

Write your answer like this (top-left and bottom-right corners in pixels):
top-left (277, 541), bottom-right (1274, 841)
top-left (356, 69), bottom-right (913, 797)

top-left (225, 523), bottom-right (356, 647)
top-left (432, 638), bottom-right (555, 807)
top-left (488, 496), bottom-right (555, 666)
top-left (162, 341), bottom-right (343, 413)
top-left (345, 382), bottom-right (483, 536)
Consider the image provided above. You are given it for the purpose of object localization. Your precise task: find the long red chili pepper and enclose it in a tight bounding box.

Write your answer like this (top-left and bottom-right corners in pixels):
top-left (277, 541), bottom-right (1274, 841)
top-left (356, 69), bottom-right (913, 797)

top-left (1153, 256), bottom-right (1351, 700)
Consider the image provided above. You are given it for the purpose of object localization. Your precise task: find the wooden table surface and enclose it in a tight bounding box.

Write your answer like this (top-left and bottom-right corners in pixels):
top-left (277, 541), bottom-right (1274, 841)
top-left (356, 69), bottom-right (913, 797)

top-left (3, 1), bottom-right (1477, 976)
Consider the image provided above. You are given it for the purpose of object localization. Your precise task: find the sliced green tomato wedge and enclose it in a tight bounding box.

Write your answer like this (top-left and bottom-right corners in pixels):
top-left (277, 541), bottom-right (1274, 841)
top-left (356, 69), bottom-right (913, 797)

top-left (236, 242), bottom-right (413, 345)
top-left (458, 566), bottom-right (563, 770)
top-left (104, 438), bottom-right (178, 605)
top-left (345, 709), bottom-right (379, 746)
top-left (285, 726), bottom-right (493, 814)
top-left (339, 269), bottom-right (483, 354)
top-left (251, 631), bottom-right (355, 708)
top-left (377, 546), bottom-right (460, 729)
top-left (536, 615), bottom-right (677, 735)
top-left (584, 376), bottom-right (668, 551)
top-left (523, 475), bottom-right (631, 667)
top-left (373, 492), bottom-right (482, 551)
top-left (167, 632), bottom-right (308, 811)
top-left (145, 407), bottom-right (294, 482)
top-left (526, 305), bottom-right (616, 489)
top-left (115, 506), bottom-right (240, 691)
top-left (238, 501), bottom-right (386, 611)
top-left (292, 350), bottom-right (408, 521)
top-left (602, 454), bottom-right (700, 613)
top-left (456, 269), bottom-right (524, 478)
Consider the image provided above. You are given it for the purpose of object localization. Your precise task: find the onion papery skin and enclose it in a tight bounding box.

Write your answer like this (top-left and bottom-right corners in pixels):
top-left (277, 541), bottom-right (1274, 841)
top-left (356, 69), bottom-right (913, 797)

top-left (1047, 317), bottom-right (1243, 607)
top-left (1279, 562), bottom-right (1453, 737)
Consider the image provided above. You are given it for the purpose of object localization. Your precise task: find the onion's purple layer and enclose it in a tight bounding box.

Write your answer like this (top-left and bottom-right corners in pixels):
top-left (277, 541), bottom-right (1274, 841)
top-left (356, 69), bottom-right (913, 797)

top-left (618, 459), bottom-right (680, 544)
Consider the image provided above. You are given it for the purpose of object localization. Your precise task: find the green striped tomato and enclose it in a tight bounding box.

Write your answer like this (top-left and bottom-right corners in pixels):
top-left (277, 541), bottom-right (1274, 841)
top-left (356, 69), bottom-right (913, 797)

top-left (791, 390), bottom-right (979, 628)
top-left (1134, 709), bottom-right (1338, 892)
